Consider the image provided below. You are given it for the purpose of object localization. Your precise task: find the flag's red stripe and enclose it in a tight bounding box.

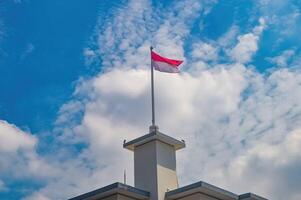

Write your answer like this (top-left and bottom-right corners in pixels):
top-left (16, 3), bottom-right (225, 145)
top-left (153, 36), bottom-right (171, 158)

top-left (151, 51), bottom-right (183, 66)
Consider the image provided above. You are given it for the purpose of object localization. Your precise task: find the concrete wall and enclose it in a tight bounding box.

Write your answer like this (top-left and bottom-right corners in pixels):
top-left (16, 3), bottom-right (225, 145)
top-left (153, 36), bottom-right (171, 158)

top-left (134, 140), bottom-right (179, 200)
top-left (156, 141), bottom-right (178, 200)
top-left (101, 194), bottom-right (118, 200)
top-left (100, 194), bottom-right (139, 200)
top-left (117, 194), bottom-right (139, 200)
top-left (175, 193), bottom-right (220, 200)
top-left (135, 140), bottom-right (158, 200)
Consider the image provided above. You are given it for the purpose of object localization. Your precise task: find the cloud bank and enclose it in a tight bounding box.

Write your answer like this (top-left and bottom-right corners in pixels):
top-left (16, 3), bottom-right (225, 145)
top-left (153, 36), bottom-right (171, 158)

top-left (1, 1), bottom-right (301, 200)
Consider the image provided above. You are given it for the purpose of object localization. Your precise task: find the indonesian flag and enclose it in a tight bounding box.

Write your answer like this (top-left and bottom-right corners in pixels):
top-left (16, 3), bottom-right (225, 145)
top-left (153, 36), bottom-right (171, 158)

top-left (151, 50), bottom-right (183, 73)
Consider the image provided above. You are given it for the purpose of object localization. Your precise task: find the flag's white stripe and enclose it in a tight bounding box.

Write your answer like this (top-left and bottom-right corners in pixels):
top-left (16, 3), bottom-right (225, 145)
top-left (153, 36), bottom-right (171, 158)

top-left (152, 61), bottom-right (179, 73)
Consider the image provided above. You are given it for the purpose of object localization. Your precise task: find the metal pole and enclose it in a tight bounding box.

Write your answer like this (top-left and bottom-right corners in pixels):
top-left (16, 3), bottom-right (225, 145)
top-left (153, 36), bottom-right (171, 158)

top-left (124, 169), bottom-right (126, 184)
top-left (150, 46), bottom-right (155, 127)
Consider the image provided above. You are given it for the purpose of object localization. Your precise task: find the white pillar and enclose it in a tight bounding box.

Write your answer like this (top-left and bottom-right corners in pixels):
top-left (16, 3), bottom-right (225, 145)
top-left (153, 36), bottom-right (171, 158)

top-left (124, 131), bottom-right (185, 200)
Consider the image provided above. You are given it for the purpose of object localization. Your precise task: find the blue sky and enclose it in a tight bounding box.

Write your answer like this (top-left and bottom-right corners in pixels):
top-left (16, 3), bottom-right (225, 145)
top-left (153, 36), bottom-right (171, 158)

top-left (0, 0), bottom-right (301, 200)
top-left (0, 0), bottom-right (101, 132)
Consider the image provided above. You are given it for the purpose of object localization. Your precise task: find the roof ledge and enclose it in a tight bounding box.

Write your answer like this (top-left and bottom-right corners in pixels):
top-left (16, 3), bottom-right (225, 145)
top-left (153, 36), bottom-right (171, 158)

top-left (68, 182), bottom-right (150, 200)
top-left (239, 193), bottom-right (268, 200)
top-left (123, 131), bottom-right (185, 151)
top-left (166, 181), bottom-right (238, 200)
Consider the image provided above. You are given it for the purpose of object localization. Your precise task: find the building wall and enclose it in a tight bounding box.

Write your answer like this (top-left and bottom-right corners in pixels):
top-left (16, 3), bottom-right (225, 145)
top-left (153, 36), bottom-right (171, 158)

top-left (134, 140), bottom-right (179, 200)
top-left (117, 194), bottom-right (140, 200)
top-left (175, 192), bottom-right (220, 200)
top-left (134, 140), bottom-right (158, 200)
top-left (100, 194), bottom-right (140, 200)
top-left (101, 194), bottom-right (118, 200)
top-left (156, 141), bottom-right (178, 200)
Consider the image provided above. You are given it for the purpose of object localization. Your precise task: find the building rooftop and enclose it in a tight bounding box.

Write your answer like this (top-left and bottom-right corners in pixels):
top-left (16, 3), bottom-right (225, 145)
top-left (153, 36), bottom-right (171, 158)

top-left (68, 182), bottom-right (150, 200)
top-left (123, 130), bottom-right (185, 151)
top-left (69, 181), bottom-right (268, 200)
top-left (239, 193), bottom-right (268, 200)
top-left (166, 181), bottom-right (267, 200)
top-left (166, 181), bottom-right (238, 200)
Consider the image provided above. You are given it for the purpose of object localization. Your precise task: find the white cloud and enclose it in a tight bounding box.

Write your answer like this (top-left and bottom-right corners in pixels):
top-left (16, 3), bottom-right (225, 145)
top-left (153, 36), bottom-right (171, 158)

top-left (191, 42), bottom-right (218, 62)
top-left (0, 120), bottom-right (37, 152)
top-left (257, 0), bottom-right (301, 46)
top-left (33, 65), bottom-right (246, 199)
top-left (218, 25), bottom-right (239, 48)
top-left (83, 48), bottom-right (97, 66)
top-left (267, 49), bottom-right (295, 67)
top-left (94, 0), bottom-right (154, 70)
top-left (24, 193), bottom-right (51, 200)
top-left (0, 179), bottom-right (7, 192)
top-left (178, 67), bottom-right (301, 199)
top-left (77, 9), bottom-right (301, 199)
top-left (46, 31), bottom-right (301, 199)
top-left (7, 1), bottom-right (300, 200)
top-left (229, 18), bottom-right (266, 64)
top-left (47, 59), bottom-right (301, 200)
top-left (223, 129), bottom-right (301, 200)
top-left (230, 33), bottom-right (259, 63)
top-left (0, 120), bottom-right (58, 187)
top-left (152, 0), bottom-right (203, 58)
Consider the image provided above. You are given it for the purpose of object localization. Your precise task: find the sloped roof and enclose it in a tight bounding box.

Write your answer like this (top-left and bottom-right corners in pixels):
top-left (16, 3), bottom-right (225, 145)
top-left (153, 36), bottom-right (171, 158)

top-left (68, 182), bottom-right (150, 200)
top-left (239, 193), bottom-right (268, 200)
top-left (166, 181), bottom-right (268, 200)
top-left (166, 181), bottom-right (238, 200)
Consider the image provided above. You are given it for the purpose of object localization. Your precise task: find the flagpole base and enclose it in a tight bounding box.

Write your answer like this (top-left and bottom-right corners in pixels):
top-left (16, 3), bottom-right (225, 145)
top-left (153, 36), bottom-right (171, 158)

top-left (149, 125), bottom-right (159, 133)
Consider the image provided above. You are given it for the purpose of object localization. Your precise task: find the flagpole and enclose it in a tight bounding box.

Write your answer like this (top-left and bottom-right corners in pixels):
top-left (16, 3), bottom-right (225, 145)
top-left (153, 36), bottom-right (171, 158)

top-left (150, 46), bottom-right (157, 132)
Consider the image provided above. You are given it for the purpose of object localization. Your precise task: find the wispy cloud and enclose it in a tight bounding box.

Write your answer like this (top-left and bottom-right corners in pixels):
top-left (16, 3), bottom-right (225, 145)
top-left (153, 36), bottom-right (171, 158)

top-left (0, 5), bottom-right (5, 50)
top-left (266, 49), bottom-right (295, 67)
top-left (257, 0), bottom-right (301, 46)
top-left (0, 180), bottom-right (7, 192)
top-left (20, 43), bottom-right (35, 60)
top-left (229, 18), bottom-right (266, 64)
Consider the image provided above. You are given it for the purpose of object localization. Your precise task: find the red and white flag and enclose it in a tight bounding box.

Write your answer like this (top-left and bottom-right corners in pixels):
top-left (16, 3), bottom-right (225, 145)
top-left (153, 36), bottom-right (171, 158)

top-left (151, 50), bottom-right (183, 73)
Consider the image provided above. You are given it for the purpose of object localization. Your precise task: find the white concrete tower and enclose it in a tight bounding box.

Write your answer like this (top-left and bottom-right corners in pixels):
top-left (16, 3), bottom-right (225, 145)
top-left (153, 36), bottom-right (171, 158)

top-left (124, 127), bottom-right (185, 200)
